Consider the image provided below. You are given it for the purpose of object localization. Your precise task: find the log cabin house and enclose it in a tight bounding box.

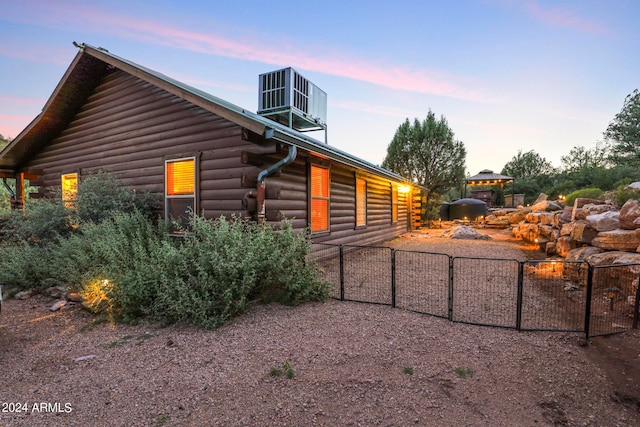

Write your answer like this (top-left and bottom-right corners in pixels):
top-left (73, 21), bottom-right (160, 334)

top-left (0, 43), bottom-right (421, 247)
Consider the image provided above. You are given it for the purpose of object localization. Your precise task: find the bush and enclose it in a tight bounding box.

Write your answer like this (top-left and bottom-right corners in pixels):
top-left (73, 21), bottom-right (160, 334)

top-left (7, 210), bottom-right (329, 328)
top-left (615, 186), bottom-right (640, 206)
top-left (149, 215), bottom-right (329, 328)
top-left (564, 188), bottom-right (603, 207)
top-left (0, 242), bottom-right (60, 290)
top-left (0, 170), bottom-right (328, 328)
top-left (75, 171), bottom-right (159, 224)
top-left (0, 198), bottom-right (74, 245)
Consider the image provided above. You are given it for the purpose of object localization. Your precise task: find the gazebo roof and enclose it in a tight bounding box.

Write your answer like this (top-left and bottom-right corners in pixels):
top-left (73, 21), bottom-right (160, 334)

top-left (466, 169), bottom-right (514, 185)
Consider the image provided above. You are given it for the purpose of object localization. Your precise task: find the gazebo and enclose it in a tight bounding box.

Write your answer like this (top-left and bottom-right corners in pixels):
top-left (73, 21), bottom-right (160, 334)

top-left (465, 169), bottom-right (515, 207)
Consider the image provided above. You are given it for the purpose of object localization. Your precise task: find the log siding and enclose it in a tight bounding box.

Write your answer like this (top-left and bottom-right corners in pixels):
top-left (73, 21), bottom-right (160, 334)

top-left (8, 49), bottom-right (419, 249)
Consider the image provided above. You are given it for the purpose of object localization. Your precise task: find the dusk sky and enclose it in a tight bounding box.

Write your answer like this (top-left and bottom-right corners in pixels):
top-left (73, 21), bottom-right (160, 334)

top-left (1, 0), bottom-right (638, 176)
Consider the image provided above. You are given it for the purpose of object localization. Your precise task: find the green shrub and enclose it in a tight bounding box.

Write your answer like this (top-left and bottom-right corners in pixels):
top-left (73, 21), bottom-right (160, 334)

top-left (75, 171), bottom-right (159, 224)
top-left (150, 215), bottom-right (329, 328)
top-left (615, 185), bottom-right (640, 206)
top-left (564, 187), bottom-right (603, 207)
top-left (0, 172), bottom-right (328, 327)
top-left (0, 198), bottom-right (74, 245)
top-left (48, 211), bottom-right (328, 328)
top-left (0, 242), bottom-right (60, 290)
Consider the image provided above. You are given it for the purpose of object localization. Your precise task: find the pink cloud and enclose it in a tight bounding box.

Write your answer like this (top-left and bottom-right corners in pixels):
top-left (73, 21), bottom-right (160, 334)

top-left (0, 114), bottom-right (33, 139)
top-left (0, 95), bottom-right (44, 107)
top-left (522, 0), bottom-right (609, 35)
top-left (27, 2), bottom-right (492, 103)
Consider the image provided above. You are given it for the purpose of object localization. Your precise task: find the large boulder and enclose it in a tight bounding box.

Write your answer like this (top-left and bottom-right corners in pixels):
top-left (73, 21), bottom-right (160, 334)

top-left (566, 246), bottom-right (606, 261)
top-left (560, 206), bottom-right (573, 223)
top-left (508, 210), bottom-right (527, 224)
top-left (582, 203), bottom-right (616, 217)
top-left (442, 225), bottom-right (491, 240)
top-left (585, 251), bottom-right (640, 293)
top-left (539, 224), bottom-right (558, 241)
top-left (586, 211), bottom-right (620, 232)
top-left (572, 198), bottom-right (605, 221)
top-left (563, 246), bottom-right (605, 283)
top-left (556, 236), bottom-right (577, 258)
top-left (531, 200), bottom-right (563, 212)
top-left (570, 220), bottom-right (598, 244)
top-left (560, 222), bottom-right (574, 236)
top-left (591, 229), bottom-right (640, 251)
top-left (532, 193), bottom-right (548, 204)
top-left (619, 199), bottom-right (640, 230)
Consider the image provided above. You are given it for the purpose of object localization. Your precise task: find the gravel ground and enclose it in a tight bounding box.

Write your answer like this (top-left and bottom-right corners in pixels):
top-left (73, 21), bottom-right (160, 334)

top-left (1, 227), bottom-right (639, 427)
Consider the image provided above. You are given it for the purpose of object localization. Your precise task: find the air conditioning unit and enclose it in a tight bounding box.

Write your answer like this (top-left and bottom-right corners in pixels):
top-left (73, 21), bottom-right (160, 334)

top-left (258, 67), bottom-right (327, 133)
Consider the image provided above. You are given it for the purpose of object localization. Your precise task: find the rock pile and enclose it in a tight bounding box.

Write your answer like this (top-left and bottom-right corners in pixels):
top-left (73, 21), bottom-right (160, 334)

top-left (488, 193), bottom-right (640, 298)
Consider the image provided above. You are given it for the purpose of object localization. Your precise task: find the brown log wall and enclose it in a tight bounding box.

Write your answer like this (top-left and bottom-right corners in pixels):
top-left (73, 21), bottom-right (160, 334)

top-left (23, 69), bottom-right (265, 219)
top-left (21, 68), bottom-right (415, 248)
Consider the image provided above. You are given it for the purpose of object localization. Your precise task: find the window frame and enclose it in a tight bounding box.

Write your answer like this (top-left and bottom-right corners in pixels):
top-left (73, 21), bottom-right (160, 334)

top-left (61, 172), bottom-right (78, 209)
top-left (355, 175), bottom-right (367, 228)
top-left (391, 184), bottom-right (399, 224)
top-left (309, 163), bottom-right (330, 234)
top-left (165, 157), bottom-right (197, 231)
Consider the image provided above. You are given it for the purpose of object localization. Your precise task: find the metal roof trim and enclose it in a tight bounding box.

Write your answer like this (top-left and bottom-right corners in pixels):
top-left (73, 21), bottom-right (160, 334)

top-left (80, 44), bottom-right (410, 185)
top-left (2, 42), bottom-right (415, 187)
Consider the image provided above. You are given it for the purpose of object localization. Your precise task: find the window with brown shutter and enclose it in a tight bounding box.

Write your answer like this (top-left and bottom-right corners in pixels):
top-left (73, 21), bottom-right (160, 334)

top-left (310, 165), bottom-right (329, 232)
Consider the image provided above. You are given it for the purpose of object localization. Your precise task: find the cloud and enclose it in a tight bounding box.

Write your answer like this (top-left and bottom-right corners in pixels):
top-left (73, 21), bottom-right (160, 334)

top-left (521, 0), bottom-right (609, 35)
top-left (14, 2), bottom-right (492, 103)
top-left (332, 99), bottom-right (422, 118)
top-left (0, 114), bottom-right (33, 139)
top-left (0, 95), bottom-right (44, 107)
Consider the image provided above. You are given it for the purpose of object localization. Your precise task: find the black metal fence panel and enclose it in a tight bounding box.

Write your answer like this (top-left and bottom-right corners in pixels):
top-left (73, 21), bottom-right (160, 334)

top-left (451, 257), bottom-right (520, 328)
top-left (520, 260), bottom-right (588, 332)
top-left (309, 242), bottom-right (640, 337)
top-left (588, 264), bottom-right (640, 337)
top-left (394, 250), bottom-right (450, 318)
top-left (311, 243), bottom-right (342, 300)
top-left (341, 245), bottom-right (392, 305)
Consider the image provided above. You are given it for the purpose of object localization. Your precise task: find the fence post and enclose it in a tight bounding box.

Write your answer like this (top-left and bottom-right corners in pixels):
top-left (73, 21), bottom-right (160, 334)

top-left (584, 265), bottom-right (594, 340)
top-left (391, 249), bottom-right (396, 308)
top-left (339, 245), bottom-right (345, 301)
top-left (516, 262), bottom-right (524, 331)
top-left (448, 256), bottom-right (454, 321)
top-left (633, 274), bottom-right (640, 329)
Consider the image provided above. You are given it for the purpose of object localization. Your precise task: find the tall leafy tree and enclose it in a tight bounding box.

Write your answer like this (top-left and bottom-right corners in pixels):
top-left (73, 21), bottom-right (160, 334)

top-left (604, 89), bottom-right (640, 166)
top-left (560, 143), bottom-right (610, 173)
top-left (382, 111), bottom-right (466, 217)
top-left (501, 149), bottom-right (555, 178)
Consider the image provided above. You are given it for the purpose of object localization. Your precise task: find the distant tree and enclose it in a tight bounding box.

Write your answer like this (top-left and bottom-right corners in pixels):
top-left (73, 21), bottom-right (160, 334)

top-left (382, 111), bottom-right (466, 218)
top-left (501, 149), bottom-right (555, 178)
top-left (560, 143), bottom-right (610, 173)
top-left (604, 89), bottom-right (640, 166)
top-left (0, 134), bottom-right (10, 151)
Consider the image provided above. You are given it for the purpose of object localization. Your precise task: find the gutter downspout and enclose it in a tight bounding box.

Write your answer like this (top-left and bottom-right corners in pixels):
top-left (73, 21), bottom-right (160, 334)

top-left (256, 143), bottom-right (297, 222)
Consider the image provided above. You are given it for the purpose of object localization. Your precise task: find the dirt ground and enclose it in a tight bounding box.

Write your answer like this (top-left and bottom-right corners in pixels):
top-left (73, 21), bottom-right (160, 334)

top-left (1, 226), bottom-right (639, 426)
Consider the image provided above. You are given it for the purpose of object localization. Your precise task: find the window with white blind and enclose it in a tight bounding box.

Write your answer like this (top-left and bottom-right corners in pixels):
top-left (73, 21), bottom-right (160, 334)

top-left (165, 157), bottom-right (195, 229)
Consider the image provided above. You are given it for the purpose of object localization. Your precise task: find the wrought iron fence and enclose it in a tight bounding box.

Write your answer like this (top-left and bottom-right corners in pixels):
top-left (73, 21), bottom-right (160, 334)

top-left (311, 243), bottom-right (640, 338)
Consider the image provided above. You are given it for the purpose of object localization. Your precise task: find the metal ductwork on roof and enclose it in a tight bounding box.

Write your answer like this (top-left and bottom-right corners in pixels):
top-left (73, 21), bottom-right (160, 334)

top-left (257, 67), bottom-right (327, 142)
